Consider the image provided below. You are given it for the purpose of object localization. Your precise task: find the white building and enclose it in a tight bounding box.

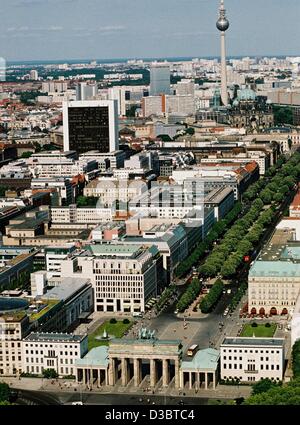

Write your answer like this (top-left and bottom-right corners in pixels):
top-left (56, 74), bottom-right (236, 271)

top-left (248, 259), bottom-right (300, 317)
top-left (83, 178), bottom-right (147, 207)
top-left (50, 205), bottom-right (113, 224)
top-left (0, 314), bottom-right (29, 376)
top-left (22, 333), bottom-right (88, 377)
top-left (220, 337), bottom-right (285, 383)
top-left (60, 244), bottom-right (161, 314)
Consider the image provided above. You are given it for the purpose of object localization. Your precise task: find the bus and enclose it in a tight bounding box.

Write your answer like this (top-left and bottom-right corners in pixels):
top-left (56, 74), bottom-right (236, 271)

top-left (187, 344), bottom-right (199, 357)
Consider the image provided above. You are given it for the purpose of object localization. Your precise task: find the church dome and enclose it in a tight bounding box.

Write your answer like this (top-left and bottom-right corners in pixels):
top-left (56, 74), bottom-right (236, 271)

top-left (237, 88), bottom-right (257, 101)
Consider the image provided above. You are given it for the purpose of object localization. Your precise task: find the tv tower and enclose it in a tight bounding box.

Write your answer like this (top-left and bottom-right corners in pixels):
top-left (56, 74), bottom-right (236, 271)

top-left (216, 0), bottom-right (230, 106)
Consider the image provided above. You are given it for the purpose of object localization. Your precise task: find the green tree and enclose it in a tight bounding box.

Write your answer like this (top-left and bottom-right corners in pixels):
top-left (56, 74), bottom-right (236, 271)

top-left (292, 340), bottom-right (300, 379)
top-left (244, 379), bottom-right (300, 405)
top-left (42, 369), bottom-right (58, 379)
top-left (0, 383), bottom-right (10, 403)
top-left (21, 151), bottom-right (33, 159)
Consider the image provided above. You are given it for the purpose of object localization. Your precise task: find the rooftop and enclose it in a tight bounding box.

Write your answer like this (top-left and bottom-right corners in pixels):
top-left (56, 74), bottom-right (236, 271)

top-left (87, 244), bottom-right (143, 258)
top-left (249, 260), bottom-right (300, 278)
top-left (181, 348), bottom-right (220, 371)
top-left (43, 278), bottom-right (91, 302)
top-left (221, 337), bottom-right (285, 347)
top-left (75, 346), bottom-right (109, 368)
top-left (24, 332), bottom-right (86, 343)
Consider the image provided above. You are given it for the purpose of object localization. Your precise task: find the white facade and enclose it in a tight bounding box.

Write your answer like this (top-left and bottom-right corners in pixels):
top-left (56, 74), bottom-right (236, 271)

top-left (31, 271), bottom-right (48, 297)
top-left (22, 333), bottom-right (88, 377)
top-left (0, 315), bottom-right (29, 376)
top-left (248, 260), bottom-right (300, 316)
top-left (220, 337), bottom-right (285, 383)
top-left (165, 95), bottom-right (195, 116)
top-left (84, 178), bottom-right (146, 207)
top-left (60, 245), bottom-right (160, 314)
top-left (50, 205), bottom-right (112, 224)
top-left (142, 96), bottom-right (163, 117)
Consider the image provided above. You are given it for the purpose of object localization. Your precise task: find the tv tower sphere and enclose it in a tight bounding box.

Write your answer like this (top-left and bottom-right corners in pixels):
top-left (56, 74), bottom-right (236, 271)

top-left (216, 0), bottom-right (230, 32)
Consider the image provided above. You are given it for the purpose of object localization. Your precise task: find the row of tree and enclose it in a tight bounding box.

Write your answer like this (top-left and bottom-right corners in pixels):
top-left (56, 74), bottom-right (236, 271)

top-left (200, 279), bottom-right (224, 314)
top-left (156, 285), bottom-right (176, 312)
top-left (199, 152), bottom-right (300, 279)
top-left (176, 278), bottom-right (201, 313)
top-left (174, 202), bottom-right (243, 278)
top-left (244, 378), bottom-right (300, 405)
top-left (292, 340), bottom-right (300, 379)
top-left (228, 282), bottom-right (247, 313)
top-left (199, 199), bottom-right (265, 278)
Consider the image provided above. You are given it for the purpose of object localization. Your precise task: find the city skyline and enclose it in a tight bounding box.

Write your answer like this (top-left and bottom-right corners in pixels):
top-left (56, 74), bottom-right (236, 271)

top-left (1, 0), bottom-right (300, 61)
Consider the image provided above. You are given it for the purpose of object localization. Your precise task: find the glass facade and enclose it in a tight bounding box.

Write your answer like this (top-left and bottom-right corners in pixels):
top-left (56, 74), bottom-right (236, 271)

top-left (150, 66), bottom-right (170, 96)
top-left (68, 106), bottom-right (110, 154)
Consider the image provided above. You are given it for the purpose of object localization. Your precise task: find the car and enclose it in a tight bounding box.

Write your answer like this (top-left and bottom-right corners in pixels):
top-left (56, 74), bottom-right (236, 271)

top-left (227, 289), bottom-right (232, 294)
top-left (72, 401), bottom-right (84, 405)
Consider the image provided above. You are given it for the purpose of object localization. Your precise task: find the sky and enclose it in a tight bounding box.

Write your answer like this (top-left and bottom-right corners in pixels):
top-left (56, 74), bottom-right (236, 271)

top-left (0, 0), bottom-right (300, 62)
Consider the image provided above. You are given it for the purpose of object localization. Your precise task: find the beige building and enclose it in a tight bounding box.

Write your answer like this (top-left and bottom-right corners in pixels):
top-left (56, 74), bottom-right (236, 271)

top-left (50, 205), bottom-right (112, 224)
top-left (0, 313), bottom-right (29, 376)
top-left (22, 333), bottom-right (88, 377)
top-left (83, 178), bottom-right (146, 207)
top-left (60, 244), bottom-right (162, 314)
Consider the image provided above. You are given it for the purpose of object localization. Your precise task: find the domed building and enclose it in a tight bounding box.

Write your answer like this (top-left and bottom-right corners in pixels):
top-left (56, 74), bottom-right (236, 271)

top-left (237, 88), bottom-right (257, 102)
top-left (225, 86), bottom-right (274, 132)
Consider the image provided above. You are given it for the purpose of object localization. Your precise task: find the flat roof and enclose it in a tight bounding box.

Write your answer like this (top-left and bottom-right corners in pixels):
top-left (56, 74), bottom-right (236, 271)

top-left (44, 278), bottom-right (90, 301)
top-left (24, 332), bottom-right (85, 343)
top-left (88, 244), bottom-right (143, 257)
top-left (181, 348), bottom-right (220, 371)
top-left (110, 338), bottom-right (182, 346)
top-left (75, 346), bottom-right (109, 368)
top-left (221, 337), bottom-right (285, 347)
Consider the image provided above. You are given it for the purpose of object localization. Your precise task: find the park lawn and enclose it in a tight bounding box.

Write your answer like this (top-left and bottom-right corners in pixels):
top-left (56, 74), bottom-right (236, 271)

top-left (88, 320), bottom-right (133, 350)
top-left (241, 323), bottom-right (277, 338)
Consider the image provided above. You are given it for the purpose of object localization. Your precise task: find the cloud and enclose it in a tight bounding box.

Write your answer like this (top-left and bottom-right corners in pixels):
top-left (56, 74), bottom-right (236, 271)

top-left (7, 26), bottom-right (64, 33)
top-left (13, 0), bottom-right (77, 5)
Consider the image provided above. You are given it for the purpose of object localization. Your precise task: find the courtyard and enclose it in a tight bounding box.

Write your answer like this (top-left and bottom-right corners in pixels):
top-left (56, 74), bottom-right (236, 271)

top-left (240, 323), bottom-right (277, 338)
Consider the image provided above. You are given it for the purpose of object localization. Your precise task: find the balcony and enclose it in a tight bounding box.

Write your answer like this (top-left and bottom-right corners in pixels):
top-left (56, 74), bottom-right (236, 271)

top-left (244, 370), bottom-right (259, 374)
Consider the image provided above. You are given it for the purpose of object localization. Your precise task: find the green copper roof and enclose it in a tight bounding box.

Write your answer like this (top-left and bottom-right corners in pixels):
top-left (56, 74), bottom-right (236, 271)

top-left (75, 346), bottom-right (109, 368)
top-left (87, 244), bottom-right (142, 256)
top-left (249, 260), bottom-right (300, 277)
top-left (181, 348), bottom-right (220, 371)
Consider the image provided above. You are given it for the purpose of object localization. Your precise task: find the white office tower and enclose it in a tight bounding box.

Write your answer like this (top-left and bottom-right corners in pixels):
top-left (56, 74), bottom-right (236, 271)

top-left (175, 79), bottom-right (195, 96)
top-left (63, 100), bottom-right (119, 154)
top-left (76, 82), bottom-right (97, 101)
top-left (150, 62), bottom-right (171, 96)
top-left (108, 86), bottom-right (127, 116)
top-left (216, 0), bottom-right (230, 106)
top-left (30, 70), bottom-right (39, 81)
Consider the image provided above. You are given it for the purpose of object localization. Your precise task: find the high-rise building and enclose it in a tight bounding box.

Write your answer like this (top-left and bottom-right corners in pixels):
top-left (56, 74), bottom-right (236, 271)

top-left (150, 62), bottom-right (171, 96)
top-left (30, 70), bottom-right (39, 81)
top-left (216, 0), bottom-right (230, 106)
top-left (63, 100), bottom-right (119, 154)
top-left (76, 82), bottom-right (97, 101)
